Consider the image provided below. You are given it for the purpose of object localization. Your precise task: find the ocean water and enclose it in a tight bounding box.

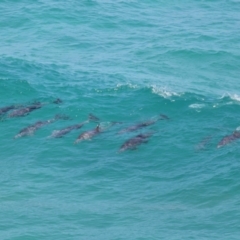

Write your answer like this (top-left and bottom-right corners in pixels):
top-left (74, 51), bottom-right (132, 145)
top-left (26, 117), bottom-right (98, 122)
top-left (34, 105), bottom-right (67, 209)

top-left (1, 0), bottom-right (240, 239)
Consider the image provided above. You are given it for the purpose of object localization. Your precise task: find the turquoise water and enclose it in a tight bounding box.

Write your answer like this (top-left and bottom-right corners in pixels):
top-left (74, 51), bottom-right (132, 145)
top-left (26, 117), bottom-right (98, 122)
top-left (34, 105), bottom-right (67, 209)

top-left (1, 1), bottom-right (240, 239)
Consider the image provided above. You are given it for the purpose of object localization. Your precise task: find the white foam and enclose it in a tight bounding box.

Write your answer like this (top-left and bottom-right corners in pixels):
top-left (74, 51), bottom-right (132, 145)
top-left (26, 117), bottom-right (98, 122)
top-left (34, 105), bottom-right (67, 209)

top-left (95, 83), bottom-right (139, 93)
top-left (113, 83), bottom-right (139, 92)
top-left (220, 93), bottom-right (240, 102)
top-left (189, 103), bottom-right (205, 109)
top-left (151, 85), bottom-right (181, 98)
top-left (229, 94), bottom-right (240, 102)
top-left (219, 93), bottom-right (228, 99)
top-left (115, 83), bottom-right (138, 89)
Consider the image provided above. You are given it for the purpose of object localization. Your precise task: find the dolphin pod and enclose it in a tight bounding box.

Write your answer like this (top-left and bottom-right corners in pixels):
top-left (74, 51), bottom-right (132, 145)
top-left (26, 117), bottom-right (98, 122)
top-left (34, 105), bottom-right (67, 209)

top-left (3, 98), bottom-right (240, 151)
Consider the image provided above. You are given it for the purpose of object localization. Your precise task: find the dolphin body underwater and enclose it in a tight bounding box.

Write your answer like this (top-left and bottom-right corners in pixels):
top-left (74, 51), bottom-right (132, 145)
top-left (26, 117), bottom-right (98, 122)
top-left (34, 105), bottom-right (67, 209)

top-left (50, 114), bottom-right (100, 138)
top-left (217, 130), bottom-right (240, 148)
top-left (119, 132), bottom-right (154, 152)
top-left (73, 114), bottom-right (121, 143)
top-left (0, 105), bottom-right (16, 116)
top-left (118, 114), bottom-right (169, 134)
top-left (8, 99), bottom-right (62, 118)
top-left (8, 103), bottom-right (42, 118)
top-left (50, 122), bottom-right (87, 138)
top-left (14, 115), bottom-right (67, 138)
top-left (74, 125), bottom-right (101, 143)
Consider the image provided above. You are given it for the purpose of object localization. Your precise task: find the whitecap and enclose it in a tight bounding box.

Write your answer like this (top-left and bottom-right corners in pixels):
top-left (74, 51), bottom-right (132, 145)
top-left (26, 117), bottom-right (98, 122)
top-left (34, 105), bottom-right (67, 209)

top-left (151, 85), bottom-right (182, 98)
top-left (189, 103), bottom-right (205, 109)
top-left (114, 83), bottom-right (139, 91)
top-left (229, 94), bottom-right (240, 102)
top-left (219, 93), bottom-right (240, 102)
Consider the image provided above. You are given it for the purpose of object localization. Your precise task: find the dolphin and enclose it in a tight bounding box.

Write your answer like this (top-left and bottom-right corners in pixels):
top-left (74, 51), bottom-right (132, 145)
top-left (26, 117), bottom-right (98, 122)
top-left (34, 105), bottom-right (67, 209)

top-left (8, 103), bottom-right (42, 118)
top-left (195, 134), bottom-right (213, 151)
top-left (88, 113), bottom-right (100, 122)
top-left (14, 115), bottom-right (67, 138)
top-left (217, 130), bottom-right (240, 148)
top-left (7, 98), bottom-right (63, 118)
top-left (50, 114), bottom-right (100, 138)
top-left (74, 125), bottom-right (101, 144)
top-left (0, 105), bottom-right (16, 116)
top-left (53, 98), bottom-right (62, 104)
top-left (119, 132), bottom-right (153, 152)
top-left (50, 121), bottom-right (88, 138)
top-left (159, 114), bottom-right (170, 120)
top-left (118, 114), bottom-right (169, 134)
top-left (118, 121), bottom-right (155, 134)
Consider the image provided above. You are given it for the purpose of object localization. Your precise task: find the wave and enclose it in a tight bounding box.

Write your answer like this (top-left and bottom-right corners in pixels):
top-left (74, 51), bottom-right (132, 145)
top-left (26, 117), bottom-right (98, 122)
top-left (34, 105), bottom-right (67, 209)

top-left (220, 93), bottom-right (240, 102)
top-left (150, 85), bottom-right (182, 98)
top-left (92, 83), bottom-right (240, 106)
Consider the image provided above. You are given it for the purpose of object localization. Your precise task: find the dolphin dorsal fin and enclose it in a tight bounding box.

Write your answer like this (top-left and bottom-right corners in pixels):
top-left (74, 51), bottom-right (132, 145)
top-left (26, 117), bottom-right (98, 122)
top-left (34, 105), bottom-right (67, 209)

top-left (96, 125), bottom-right (100, 132)
top-left (89, 113), bottom-right (100, 122)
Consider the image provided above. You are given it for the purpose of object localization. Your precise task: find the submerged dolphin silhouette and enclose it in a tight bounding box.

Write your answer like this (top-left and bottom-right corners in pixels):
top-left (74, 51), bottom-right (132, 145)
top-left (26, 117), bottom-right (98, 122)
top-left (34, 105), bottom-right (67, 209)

top-left (14, 115), bottom-right (67, 138)
top-left (50, 122), bottom-right (86, 138)
top-left (118, 114), bottom-right (169, 134)
top-left (8, 103), bottom-right (42, 118)
top-left (0, 105), bottom-right (16, 116)
top-left (50, 114), bottom-right (100, 138)
top-left (8, 99), bottom-right (61, 118)
top-left (217, 130), bottom-right (240, 148)
top-left (195, 134), bottom-right (213, 151)
top-left (119, 132), bottom-right (153, 152)
top-left (74, 125), bottom-right (101, 143)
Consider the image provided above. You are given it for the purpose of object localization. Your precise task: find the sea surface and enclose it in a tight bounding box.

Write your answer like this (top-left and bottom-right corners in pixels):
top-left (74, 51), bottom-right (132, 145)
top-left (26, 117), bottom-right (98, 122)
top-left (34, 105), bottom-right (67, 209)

top-left (1, 1), bottom-right (240, 239)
